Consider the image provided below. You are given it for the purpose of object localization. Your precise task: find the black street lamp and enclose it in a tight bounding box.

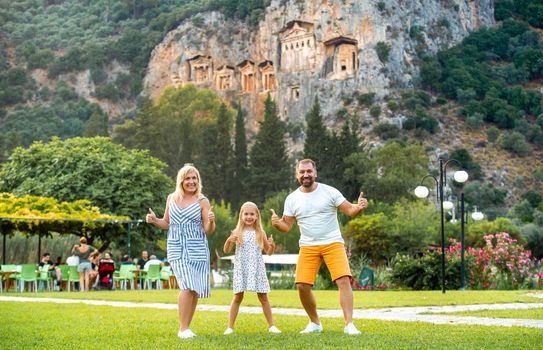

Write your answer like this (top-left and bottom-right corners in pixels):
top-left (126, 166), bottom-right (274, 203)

top-left (458, 202), bottom-right (484, 290)
top-left (414, 159), bottom-right (468, 294)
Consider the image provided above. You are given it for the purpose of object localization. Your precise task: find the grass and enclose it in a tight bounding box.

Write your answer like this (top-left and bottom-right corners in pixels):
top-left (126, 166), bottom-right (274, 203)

top-left (4, 289), bottom-right (541, 309)
top-left (428, 308), bottom-right (543, 320)
top-left (2, 290), bottom-right (542, 349)
top-left (1, 301), bottom-right (541, 350)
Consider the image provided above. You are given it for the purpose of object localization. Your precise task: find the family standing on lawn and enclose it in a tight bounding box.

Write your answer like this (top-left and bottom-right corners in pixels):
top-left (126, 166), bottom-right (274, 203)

top-left (146, 159), bottom-right (367, 339)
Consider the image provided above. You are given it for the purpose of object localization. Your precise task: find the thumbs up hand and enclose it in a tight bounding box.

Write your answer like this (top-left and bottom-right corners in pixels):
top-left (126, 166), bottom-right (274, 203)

top-left (208, 206), bottom-right (215, 222)
top-left (357, 192), bottom-right (368, 210)
top-left (146, 208), bottom-right (157, 224)
top-left (270, 209), bottom-right (279, 226)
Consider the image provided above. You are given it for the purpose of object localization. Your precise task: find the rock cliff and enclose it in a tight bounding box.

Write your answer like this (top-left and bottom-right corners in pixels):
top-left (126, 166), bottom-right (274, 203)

top-left (143, 0), bottom-right (495, 135)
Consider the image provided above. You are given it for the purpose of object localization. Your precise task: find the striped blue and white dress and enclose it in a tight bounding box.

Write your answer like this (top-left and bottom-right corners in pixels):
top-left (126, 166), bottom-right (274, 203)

top-left (167, 199), bottom-right (210, 298)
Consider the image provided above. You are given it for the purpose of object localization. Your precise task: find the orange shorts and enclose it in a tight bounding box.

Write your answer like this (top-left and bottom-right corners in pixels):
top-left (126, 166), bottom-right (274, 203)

top-left (295, 242), bottom-right (351, 285)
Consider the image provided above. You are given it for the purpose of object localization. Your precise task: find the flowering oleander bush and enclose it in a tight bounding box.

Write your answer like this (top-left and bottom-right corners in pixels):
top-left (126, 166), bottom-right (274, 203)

top-left (390, 232), bottom-right (542, 290)
top-left (462, 232), bottom-right (540, 289)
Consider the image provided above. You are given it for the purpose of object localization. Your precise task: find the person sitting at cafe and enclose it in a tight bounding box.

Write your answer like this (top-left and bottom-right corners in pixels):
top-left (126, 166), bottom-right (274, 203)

top-left (39, 253), bottom-right (62, 289)
top-left (143, 254), bottom-right (164, 271)
top-left (89, 251), bottom-right (101, 289)
top-left (137, 250), bottom-right (149, 270)
top-left (120, 255), bottom-right (134, 265)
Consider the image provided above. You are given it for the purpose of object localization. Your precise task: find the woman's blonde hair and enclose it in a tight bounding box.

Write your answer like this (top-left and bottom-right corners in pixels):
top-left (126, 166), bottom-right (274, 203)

top-left (173, 164), bottom-right (203, 201)
top-left (232, 202), bottom-right (266, 249)
top-left (79, 237), bottom-right (87, 244)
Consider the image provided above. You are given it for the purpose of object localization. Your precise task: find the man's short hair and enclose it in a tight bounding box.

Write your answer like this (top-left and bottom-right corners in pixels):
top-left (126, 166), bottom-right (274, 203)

top-left (296, 159), bottom-right (317, 172)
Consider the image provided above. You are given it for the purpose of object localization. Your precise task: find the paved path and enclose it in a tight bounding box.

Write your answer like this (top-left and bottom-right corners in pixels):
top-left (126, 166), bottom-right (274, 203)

top-left (1, 296), bottom-right (542, 329)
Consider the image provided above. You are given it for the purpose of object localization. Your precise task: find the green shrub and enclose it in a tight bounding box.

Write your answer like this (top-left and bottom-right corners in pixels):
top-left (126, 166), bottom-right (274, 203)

top-left (486, 126), bottom-right (500, 143)
top-left (387, 100), bottom-right (399, 112)
top-left (374, 122), bottom-right (400, 139)
top-left (370, 105), bottom-right (381, 118)
top-left (355, 92), bottom-right (375, 106)
top-left (500, 131), bottom-right (532, 156)
top-left (375, 42), bottom-right (391, 62)
top-left (466, 112), bottom-right (484, 129)
top-left (391, 252), bottom-right (464, 290)
top-left (95, 82), bottom-right (120, 102)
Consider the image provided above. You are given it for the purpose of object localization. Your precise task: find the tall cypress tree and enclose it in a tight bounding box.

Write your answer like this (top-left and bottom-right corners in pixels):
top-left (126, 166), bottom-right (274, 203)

top-left (231, 103), bottom-right (248, 208)
top-left (303, 96), bottom-right (334, 183)
top-left (336, 118), bottom-right (362, 196)
top-left (199, 103), bottom-right (233, 202)
top-left (83, 108), bottom-right (108, 137)
top-left (248, 94), bottom-right (291, 205)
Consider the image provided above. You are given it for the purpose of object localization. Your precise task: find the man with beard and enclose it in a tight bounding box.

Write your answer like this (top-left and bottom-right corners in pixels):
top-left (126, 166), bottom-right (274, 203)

top-left (271, 159), bottom-right (367, 335)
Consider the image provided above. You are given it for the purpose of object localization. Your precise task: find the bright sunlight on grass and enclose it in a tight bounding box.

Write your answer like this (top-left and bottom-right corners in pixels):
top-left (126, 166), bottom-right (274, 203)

top-left (1, 301), bottom-right (541, 350)
top-left (2, 289), bottom-right (542, 349)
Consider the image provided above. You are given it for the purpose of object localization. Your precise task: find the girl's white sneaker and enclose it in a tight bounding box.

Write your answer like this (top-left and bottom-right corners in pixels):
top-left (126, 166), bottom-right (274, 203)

top-left (344, 322), bottom-right (361, 335)
top-left (268, 325), bottom-right (282, 333)
top-left (224, 327), bottom-right (234, 335)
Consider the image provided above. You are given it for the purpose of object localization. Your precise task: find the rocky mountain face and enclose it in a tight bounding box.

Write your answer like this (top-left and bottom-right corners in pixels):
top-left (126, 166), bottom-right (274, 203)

top-left (143, 0), bottom-right (494, 136)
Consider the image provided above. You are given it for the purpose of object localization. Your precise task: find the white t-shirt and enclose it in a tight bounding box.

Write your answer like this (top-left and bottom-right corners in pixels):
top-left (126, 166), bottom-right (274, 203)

top-left (144, 259), bottom-right (162, 271)
top-left (283, 183), bottom-right (346, 246)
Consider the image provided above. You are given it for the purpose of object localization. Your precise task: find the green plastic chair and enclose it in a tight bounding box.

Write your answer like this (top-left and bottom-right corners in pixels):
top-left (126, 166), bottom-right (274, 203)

top-left (160, 266), bottom-right (172, 289)
top-left (18, 264), bottom-right (38, 292)
top-left (66, 265), bottom-right (80, 292)
top-left (58, 264), bottom-right (69, 290)
top-left (113, 265), bottom-right (136, 290)
top-left (37, 264), bottom-right (52, 291)
top-left (145, 264), bottom-right (162, 290)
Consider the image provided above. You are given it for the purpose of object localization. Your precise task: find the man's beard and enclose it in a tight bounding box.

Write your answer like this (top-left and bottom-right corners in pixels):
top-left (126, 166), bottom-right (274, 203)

top-left (300, 177), bottom-right (314, 188)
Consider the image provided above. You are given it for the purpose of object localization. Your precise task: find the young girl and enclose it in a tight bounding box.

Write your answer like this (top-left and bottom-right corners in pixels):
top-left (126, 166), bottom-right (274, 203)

top-left (223, 202), bottom-right (281, 335)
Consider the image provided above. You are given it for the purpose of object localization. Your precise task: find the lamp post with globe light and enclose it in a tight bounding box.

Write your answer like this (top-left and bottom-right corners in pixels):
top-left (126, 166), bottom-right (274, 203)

top-left (414, 159), bottom-right (468, 294)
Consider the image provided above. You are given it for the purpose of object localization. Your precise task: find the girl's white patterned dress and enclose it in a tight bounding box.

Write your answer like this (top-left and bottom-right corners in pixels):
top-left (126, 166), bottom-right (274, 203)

top-left (233, 230), bottom-right (270, 294)
top-left (167, 200), bottom-right (210, 298)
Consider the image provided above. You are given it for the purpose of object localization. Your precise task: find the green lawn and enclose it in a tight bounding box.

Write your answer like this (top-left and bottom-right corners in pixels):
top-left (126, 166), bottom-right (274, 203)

top-left (4, 289), bottom-right (541, 309)
top-left (2, 290), bottom-right (542, 349)
top-left (429, 308), bottom-right (543, 320)
top-left (1, 301), bottom-right (541, 350)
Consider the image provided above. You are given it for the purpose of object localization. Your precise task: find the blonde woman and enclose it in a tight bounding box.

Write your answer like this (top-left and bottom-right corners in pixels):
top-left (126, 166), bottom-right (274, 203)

top-left (146, 164), bottom-right (215, 339)
top-left (223, 202), bottom-right (280, 335)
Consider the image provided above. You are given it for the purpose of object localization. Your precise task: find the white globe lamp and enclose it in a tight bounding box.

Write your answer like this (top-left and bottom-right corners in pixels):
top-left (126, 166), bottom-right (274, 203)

top-left (442, 201), bottom-right (454, 210)
top-left (414, 186), bottom-right (429, 198)
top-left (453, 170), bottom-right (469, 183)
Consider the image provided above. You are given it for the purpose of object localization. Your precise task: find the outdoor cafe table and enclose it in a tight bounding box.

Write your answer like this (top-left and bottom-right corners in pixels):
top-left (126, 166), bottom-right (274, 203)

top-left (1, 270), bottom-right (17, 292)
top-left (133, 269), bottom-right (146, 289)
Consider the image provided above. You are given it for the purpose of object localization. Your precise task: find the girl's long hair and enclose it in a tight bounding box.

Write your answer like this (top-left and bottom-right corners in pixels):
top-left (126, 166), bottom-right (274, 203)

top-left (172, 164), bottom-right (203, 201)
top-left (232, 202), bottom-right (266, 249)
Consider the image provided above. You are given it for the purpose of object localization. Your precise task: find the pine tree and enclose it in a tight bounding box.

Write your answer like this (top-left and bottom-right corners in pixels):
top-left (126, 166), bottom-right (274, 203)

top-left (247, 94), bottom-right (291, 205)
top-left (231, 103), bottom-right (248, 208)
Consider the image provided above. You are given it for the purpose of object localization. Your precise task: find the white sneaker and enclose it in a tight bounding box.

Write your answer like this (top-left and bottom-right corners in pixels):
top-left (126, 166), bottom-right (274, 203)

top-left (224, 327), bottom-right (234, 335)
top-left (178, 329), bottom-right (196, 339)
top-left (300, 322), bottom-right (323, 333)
top-left (268, 325), bottom-right (282, 334)
top-left (344, 322), bottom-right (361, 335)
